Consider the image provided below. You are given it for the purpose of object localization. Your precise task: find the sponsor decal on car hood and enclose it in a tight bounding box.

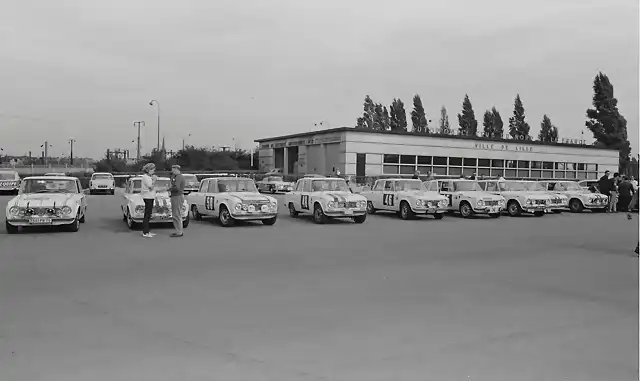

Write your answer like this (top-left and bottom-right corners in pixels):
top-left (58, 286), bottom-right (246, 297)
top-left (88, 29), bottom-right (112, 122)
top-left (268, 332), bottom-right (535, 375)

top-left (227, 192), bottom-right (271, 203)
top-left (323, 191), bottom-right (360, 202)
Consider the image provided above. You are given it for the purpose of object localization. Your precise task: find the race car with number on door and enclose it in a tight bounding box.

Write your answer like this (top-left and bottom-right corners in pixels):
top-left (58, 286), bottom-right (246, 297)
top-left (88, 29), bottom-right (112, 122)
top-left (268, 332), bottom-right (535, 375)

top-left (187, 177), bottom-right (278, 227)
top-left (120, 176), bottom-right (189, 229)
top-left (5, 176), bottom-right (87, 233)
top-left (538, 180), bottom-right (608, 213)
top-left (286, 176), bottom-right (367, 224)
top-left (89, 172), bottom-right (115, 195)
top-left (360, 178), bottom-right (448, 220)
top-left (519, 180), bottom-right (569, 213)
top-left (424, 179), bottom-right (505, 218)
top-left (256, 175), bottom-right (294, 193)
top-left (0, 170), bottom-right (21, 195)
top-left (476, 179), bottom-right (552, 217)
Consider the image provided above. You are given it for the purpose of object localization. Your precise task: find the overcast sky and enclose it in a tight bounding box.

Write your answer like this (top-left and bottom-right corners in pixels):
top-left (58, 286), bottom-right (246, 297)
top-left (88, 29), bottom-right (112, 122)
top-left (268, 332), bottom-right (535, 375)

top-left (1, 0), bottom-right (637, 159)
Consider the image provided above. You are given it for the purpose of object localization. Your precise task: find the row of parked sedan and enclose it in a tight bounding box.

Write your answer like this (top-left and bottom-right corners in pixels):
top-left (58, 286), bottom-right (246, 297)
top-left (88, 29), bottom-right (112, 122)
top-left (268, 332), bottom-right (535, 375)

top-left (3, 173), bottom-right (610, 233)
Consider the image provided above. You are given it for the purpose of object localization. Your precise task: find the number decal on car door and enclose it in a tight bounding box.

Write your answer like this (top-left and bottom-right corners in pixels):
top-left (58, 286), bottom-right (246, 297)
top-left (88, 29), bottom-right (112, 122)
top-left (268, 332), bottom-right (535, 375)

top-left (205, 196), bottom-right (215, 211)
top-left (383, 194), bottom-right (394, 206)
top-left (447, 194), bottom-right (453, 205)
top-left (301, 195), bottom-right (309, 210)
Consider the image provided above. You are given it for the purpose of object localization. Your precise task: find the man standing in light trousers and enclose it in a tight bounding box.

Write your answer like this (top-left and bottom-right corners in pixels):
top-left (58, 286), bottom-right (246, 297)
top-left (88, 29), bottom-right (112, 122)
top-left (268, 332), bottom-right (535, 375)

top-left (169, 165), bottom-right (186, 237)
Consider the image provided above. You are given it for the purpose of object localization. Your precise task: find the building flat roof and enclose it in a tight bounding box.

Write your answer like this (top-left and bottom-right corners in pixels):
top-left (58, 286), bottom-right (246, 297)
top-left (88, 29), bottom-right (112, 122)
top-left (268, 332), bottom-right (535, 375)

top-left (255, 126), bottom-right (616, 151)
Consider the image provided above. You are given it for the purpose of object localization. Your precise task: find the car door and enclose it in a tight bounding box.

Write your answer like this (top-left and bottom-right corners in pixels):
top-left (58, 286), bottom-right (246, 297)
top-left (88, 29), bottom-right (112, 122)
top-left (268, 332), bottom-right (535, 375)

top-left (369, 180), bottom-right (385, 209)
top-left (201, 179), bottom-right (219, 216)
top-left (192, 180), bottom-right (208, 212)
top-left (290, 179), bottom-right (303, 211)
top-left (76, 179), bottom-right (87, 215)
top-left (380, 180), bottom-right (396, 210)
top-left (299, 179), bottom-right (312, 214)
top-left (440, 180), bottom-right (455, 208)
top-left (122, 179), bottom-right (132, 212)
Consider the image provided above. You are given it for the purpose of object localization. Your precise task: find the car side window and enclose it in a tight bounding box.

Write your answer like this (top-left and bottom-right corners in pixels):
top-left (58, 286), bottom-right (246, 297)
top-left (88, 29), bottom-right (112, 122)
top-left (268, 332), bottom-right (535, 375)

top-left (373, 180), bottom-right (384, 191)
top-left (384, 181), bottom-right (394, 191)
top-left (440, 181), bottom-right (450, 192)
top-left (302, 180), bottom-right (311, 192)
top-left (486, 182), bottom-right (497, 192)
top-left (76, 180), bottom-right (82, 193)
top-left (207, 180), bottom-right (217, 193)
top-left (199, 180), bottom-right (208, 193)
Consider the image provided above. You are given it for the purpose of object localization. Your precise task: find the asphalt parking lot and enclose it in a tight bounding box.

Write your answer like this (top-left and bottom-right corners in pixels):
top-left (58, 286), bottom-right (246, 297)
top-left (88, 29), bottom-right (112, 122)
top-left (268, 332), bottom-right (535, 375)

top-left (0, 192), bottom-right (638, 381)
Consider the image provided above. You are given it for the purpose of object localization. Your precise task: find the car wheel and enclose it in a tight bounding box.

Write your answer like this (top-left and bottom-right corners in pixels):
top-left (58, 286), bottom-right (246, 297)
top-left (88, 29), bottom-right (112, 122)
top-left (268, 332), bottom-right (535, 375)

top-left (366, 201), bottom-right (376, 214)
top-left (126, 209), bottom-right (138, 230)
top-left (191, 205), bottom-right (202, 221)
top-left (5, 220), bottom-right (18, 234)
top-left (353, 214), bottom-right (367, 224)
top-left (182, 214), bottom-right (190, 228)
top-left (219, 206), bottom-right (235, 227)
top-left (288, 203), bottom-right (299, 217)
top-left (569, 198), bottom-right (584, 213)
top-left (507, 201), bottom-right (522, 217)
top-left (262, 216), bottom-right (277, 225)
top-left (313, 203), bottom-right (328, 224)
top-left (459, 202), bottom-right (473, 218)
top-left (433, 213), bottom-right (444, 220)
top-left (533, 211), bottom-right (545, 217)
top-left (68, 215), bottom-right (80, 232)
top-left (79, 211), bottom-right (85, 223)
top-left (400, 201), bottom-right (414, 220)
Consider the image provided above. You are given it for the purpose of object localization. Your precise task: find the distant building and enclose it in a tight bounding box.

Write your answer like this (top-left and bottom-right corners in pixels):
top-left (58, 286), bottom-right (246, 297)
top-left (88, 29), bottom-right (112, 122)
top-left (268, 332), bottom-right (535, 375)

top-left (255, 127), bottom-right (618, 180)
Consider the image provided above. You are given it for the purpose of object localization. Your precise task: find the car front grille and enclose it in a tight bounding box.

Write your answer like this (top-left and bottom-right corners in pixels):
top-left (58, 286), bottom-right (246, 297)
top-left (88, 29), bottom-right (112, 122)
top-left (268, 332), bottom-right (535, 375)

top-left (550, 198), bottom-right (562, 204)
top-left (26, 207), bottom-right (61, 216)
top-left (534, 199), bottom-right (546, 205)
top-left (484, 200), bottom-right (500, 206)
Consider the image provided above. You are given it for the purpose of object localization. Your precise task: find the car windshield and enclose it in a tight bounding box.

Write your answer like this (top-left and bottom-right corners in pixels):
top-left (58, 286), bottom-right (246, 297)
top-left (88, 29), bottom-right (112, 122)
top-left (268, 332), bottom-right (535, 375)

top-left (560, 182), bottom-right (582, 191)
top-left (131, 179), bottom-right (170, 193)
top-left (0, 172), bottom-right (16, 180)
top-left (312, 179), bottom-right (349, 192)
top-left (218, 179), bottom-right (257, 192)
top-left (92, 174), bottom-right (113, 180)
top-left (523, 182), bottom-right (546, 191)
top-left (453, 181), bottom-right (482, 191)
top-left (267, 176), bottom-right (283, 182)
top-left (396, 180), bottom-right (424, 191)
top-left (499, 181), bottom-right (529, 191)
top-left (183, 175), bottom-right (198, 183)
top-left (24, 179), bottom-right (77, 193)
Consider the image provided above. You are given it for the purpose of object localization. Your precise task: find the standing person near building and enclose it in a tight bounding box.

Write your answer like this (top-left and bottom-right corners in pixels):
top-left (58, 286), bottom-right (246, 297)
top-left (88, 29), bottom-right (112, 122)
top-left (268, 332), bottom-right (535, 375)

top-left (469, 172), bottom-right (477, 180)
top-left (140, 163), bottom-right (157, 238)
top-left (631, 176), bottom-right (638, 192)
top-left (617, 176), bottom-right (634, 212)
top-left (626, 190), bottom-right (639, 255)
top-left (599, 170), bottom-right (611, 205)
top-left (608, 172), bottom-right (620, 212)
top-left (426, 171), bottom-right (435, 181)
top-left (169, 165), bottom-right (186, 237)
top-left (412, 170), bottom-right (420, 180)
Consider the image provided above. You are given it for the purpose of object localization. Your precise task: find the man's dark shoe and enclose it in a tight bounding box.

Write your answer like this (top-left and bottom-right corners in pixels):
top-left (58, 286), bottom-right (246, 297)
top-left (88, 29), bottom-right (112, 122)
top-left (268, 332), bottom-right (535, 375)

top-left (170, 233), bottom-right (184, 237)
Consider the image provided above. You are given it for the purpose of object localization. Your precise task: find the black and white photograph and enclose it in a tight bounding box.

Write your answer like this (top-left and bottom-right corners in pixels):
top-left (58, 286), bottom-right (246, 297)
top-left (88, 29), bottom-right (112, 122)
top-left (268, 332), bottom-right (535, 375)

top-left (0, 0), bottom-right (638, 380)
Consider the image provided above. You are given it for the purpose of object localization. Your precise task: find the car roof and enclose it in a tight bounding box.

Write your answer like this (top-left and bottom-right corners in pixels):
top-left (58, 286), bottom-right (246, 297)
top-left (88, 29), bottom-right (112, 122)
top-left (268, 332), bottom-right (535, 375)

top-left (129, 176), bottom-right (170, 181)
top-left (377, 178), bottom-right (421, 181)
top-left (203, 177), bottom-right (253, 181)
top-left (92, 172), bottom-right (113, 175)
top-left (25, 176), bottom-right (77, 180)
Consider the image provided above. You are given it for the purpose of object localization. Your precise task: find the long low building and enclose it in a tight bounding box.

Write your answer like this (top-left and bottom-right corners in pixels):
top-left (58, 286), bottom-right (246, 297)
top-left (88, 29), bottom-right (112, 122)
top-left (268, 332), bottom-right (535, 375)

top-left (255, 127), bottom-right (618, 180)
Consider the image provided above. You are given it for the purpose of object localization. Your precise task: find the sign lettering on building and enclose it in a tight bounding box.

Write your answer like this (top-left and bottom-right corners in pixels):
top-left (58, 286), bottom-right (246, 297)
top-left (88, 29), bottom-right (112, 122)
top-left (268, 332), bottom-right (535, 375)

top-left (260, 135), bottom-right (342, 149)
top-left (474, 143), bottom-right (533, 152)
top-left (561, 138), bottom-right (586, 145)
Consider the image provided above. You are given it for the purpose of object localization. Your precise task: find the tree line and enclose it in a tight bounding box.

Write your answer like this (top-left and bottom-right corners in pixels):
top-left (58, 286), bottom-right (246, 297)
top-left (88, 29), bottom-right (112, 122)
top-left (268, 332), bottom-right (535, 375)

top-left (354, 72), bottom-right (631, 170)
top-left (94, 147), bottom-right (258, 173)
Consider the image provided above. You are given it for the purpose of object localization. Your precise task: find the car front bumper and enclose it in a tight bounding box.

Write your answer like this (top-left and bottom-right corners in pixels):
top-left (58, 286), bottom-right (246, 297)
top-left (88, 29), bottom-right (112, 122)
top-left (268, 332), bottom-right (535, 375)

top-left (91, 187), bottom-right (114, 191)
top-left (230, 212), bottom-right (278, 220)
top-left (584, 203), bottom-right (608, 209)
top-left (7, 218), bottom-right (77, 227)
top-left (412, 206), bottom-right (448, 214)
top-left (472, 206), bottom-right (505, 214)
top-left (324, 209), bottom-right (366, 218)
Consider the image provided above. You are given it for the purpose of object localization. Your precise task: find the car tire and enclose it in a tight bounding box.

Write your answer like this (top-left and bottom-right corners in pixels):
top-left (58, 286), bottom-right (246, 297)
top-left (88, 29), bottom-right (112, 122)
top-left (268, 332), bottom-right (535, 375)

top-left (353, 214), bottom-right (367, 224)
top-left (366, 201), bottom-right (376, 214)
top-left (182, 214), bottom-right (190, 228)
top-left (313, 203), bottom-right (328, 224)
top-left (262, 216), bottom-right (277, 225)
top-left (191, 205), bottom-right (203, 221)
top-left (67, 215), bottom-right (80, 232)
top-left (400, 201), bottom-right (414, 220)
top-left (569, 198), bottom-right (584, 213)
top-left (459, 202), bottom-right (473, 218)
top-left (288, 203), bottom-right (299, 217)
top-left (126, 209), bottom-right (138, 230)
top-left (507, 201), bottom-right (522, 217)
top-left (79, 211), bottom-right (85, 223)
top-left (5, 220), bottom-right (18, 234)
top-left (433, 213), bottom-right (444, 220)
top-left (219, 206), bottom-right (235, 227)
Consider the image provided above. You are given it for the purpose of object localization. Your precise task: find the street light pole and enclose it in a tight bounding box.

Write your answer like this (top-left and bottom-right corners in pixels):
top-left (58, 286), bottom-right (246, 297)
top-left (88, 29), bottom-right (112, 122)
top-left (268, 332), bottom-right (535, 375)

top-left (133, 121), bottom-right (145, 162)
top-left (149, 100), bottom-right (160, 151)
top-left (69, 138), bottom-right (76, 165)
top-left (182, 133), bottom-right (191, 151)
top-left (40, 141), bottom-right (51, 166)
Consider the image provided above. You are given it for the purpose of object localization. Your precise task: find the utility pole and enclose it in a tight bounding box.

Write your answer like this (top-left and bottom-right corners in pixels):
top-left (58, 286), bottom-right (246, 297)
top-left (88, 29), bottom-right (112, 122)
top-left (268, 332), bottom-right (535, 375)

top-left (149, 100), bottom-right (160, 151)
top-left (69, 138), bottom-right (76, 165)
top-left (133, 121), bottom-right (145, 162)
top-left (40, 141), bottom-right (51, 166)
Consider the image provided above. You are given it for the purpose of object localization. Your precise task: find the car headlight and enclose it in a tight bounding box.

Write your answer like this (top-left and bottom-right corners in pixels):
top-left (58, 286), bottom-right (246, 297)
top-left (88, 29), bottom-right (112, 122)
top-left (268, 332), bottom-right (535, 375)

top-left (358, 200), bottom-right (366, 209)
top-left (8, 206), bottom-right (21, 216)
top-left (439, 199), bottom-right (448, 207)
top-left (135, 205), bottom-right (145, 214)
top-left (476, 199), bottom-right (484, 207)
top-left (416, 199), bottom-right (424, 206)
top-left (61, 206), bottom-right (73, 215)
top-left (327, 201), bottom-right (337, 209)
top-left (526, 199), bottom-right (533, 205)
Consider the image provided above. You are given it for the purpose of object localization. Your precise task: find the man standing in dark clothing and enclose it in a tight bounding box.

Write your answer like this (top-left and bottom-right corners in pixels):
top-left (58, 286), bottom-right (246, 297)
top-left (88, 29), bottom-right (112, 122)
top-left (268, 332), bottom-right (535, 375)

top-left (608, 172), bottom-right (620, 212)
top-left (599, 170), bottom-right (612, 211)
top-left (169, 165), bottom-right (186, 237)
top-left (412, 170), bottom-right (420, 180)
top-left (618, 176), bottom-right (634, 212)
